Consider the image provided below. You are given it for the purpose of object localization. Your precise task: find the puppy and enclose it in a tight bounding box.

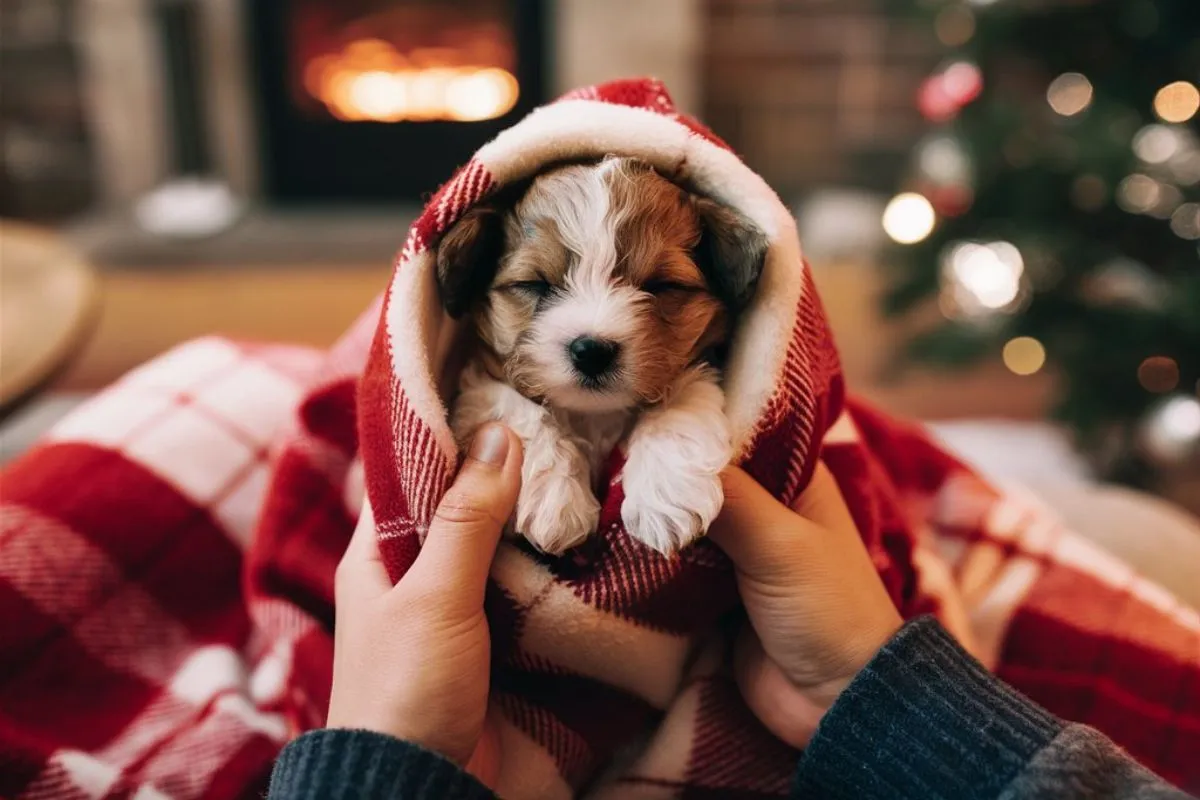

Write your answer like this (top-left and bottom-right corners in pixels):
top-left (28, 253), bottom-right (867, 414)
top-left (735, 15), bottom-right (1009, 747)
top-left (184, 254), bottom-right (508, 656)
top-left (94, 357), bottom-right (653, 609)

top-left (436, 157), bottom-right (766, 555)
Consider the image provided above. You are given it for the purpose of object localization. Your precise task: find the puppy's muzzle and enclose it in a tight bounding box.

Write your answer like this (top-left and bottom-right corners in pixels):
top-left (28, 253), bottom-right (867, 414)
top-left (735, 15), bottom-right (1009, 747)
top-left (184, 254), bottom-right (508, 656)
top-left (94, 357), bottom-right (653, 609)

top-left (568, 336), bottom-right (620, 381)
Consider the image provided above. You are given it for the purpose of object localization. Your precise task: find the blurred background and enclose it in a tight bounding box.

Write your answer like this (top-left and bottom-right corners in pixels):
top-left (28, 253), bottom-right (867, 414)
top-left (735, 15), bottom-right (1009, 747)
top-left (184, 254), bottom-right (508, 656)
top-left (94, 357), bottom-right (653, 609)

top-left (2, 0), bottom-right (1198, 528)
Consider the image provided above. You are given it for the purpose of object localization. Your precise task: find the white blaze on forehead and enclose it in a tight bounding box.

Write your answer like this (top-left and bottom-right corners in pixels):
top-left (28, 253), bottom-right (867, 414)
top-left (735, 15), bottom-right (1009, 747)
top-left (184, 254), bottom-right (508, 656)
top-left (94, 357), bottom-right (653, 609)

top-left (518, 159), bottom-right (629, 294)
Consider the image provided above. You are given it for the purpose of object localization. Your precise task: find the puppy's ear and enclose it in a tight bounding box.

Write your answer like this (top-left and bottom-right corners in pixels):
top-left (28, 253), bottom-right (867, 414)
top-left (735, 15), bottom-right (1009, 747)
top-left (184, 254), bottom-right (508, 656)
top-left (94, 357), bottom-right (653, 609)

top-left (435, 206), bottom-right (505, 318)
top-left (692, 197), bottom-right (768, 312)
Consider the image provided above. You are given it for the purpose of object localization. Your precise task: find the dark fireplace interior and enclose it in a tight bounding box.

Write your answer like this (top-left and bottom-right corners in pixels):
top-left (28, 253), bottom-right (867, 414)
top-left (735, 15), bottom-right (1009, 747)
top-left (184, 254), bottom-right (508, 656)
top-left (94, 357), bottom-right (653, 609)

top-left (249, 0), bottom-right (547, 205)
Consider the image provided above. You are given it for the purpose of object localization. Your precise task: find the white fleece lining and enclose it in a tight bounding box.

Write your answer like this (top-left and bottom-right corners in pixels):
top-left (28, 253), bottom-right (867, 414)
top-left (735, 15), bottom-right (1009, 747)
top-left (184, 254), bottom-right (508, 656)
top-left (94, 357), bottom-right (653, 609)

top-left (384, 97), bottom-right (807, 466)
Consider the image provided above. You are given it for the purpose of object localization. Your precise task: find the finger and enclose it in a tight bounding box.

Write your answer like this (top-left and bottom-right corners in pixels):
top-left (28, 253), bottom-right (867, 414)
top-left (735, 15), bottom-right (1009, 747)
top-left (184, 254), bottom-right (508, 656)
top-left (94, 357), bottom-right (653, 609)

top-left (406, 424), bottom-right (522, 607)
top-left (732, 629), bottom-right (823, 749)
top-left (335, 498), bottom-right (392, 606)
top-left (790, 462), bottom-right (859, 541)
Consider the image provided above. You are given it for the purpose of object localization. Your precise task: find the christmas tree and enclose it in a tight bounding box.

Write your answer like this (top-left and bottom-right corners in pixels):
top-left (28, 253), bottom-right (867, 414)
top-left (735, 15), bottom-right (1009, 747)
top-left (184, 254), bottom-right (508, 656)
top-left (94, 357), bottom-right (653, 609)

top-left (878, 0), bottom-right (1200, 486)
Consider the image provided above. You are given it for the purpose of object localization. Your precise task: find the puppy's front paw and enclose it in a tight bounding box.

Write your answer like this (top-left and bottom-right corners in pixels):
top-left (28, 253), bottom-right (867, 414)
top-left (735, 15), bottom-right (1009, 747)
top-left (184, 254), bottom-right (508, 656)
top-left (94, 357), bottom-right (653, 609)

top-left (516, 471), bottom-right (600, 556)
top-left (620, 461), bottom-right (724, 555)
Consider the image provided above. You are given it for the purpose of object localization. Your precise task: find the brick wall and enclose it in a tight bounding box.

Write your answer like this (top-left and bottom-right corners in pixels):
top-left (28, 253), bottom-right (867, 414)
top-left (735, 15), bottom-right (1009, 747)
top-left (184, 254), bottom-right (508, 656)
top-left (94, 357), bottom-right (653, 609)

top-left (703, 0), bottom-right (934, 197)
top-left (0, 0), bottom-right (95, 220)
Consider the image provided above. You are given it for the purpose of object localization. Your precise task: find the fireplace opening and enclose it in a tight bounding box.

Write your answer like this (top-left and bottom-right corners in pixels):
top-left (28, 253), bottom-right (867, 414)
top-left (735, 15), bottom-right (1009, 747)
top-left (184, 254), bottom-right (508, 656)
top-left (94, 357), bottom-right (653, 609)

top-left (249, 0), bottom-right (546, 204)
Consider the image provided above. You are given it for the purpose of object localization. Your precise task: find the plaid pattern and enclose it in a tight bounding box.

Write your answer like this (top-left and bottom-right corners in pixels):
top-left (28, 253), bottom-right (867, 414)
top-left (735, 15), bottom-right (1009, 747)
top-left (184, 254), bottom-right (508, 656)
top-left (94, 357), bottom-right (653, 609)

top-left (2, 80), bottom-right (1198, 798)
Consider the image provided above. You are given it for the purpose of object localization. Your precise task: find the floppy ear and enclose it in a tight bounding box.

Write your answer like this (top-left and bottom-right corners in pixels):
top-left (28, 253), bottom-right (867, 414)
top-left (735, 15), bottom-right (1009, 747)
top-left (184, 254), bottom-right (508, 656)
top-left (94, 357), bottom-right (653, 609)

top-left (692, 197), bottom-right (768, 312)
top-left (435, 206), bottom-right (506, 319)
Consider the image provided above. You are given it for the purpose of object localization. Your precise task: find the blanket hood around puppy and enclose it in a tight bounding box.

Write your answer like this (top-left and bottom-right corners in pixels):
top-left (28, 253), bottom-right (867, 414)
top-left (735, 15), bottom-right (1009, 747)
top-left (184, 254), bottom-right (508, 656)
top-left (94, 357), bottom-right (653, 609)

top-left (360, 77), bottom-right (855, 577)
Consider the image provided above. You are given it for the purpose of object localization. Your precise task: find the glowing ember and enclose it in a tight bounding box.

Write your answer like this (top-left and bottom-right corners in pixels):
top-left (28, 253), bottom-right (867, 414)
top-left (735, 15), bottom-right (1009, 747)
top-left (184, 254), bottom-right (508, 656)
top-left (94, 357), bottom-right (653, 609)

top-left (306, 38), bottom-right (519, 123)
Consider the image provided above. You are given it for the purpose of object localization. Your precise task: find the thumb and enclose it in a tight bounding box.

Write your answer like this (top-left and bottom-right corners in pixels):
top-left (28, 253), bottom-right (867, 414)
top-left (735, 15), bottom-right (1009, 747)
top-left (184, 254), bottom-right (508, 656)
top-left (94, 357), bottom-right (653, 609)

top-left (334, 498), bottom-right (393, 607)
top-left (406, 424), bottom-right (523, 607)
top-left (710, 464), bottom-right (858, 583)
top-left (709, 467), bottom-right (813, 581)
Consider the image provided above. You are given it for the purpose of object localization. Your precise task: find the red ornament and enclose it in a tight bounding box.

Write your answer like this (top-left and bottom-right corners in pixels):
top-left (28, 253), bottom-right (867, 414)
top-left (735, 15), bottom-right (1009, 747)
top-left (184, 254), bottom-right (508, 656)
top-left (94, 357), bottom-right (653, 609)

top-left (918, 61), bottom-right (983, 122)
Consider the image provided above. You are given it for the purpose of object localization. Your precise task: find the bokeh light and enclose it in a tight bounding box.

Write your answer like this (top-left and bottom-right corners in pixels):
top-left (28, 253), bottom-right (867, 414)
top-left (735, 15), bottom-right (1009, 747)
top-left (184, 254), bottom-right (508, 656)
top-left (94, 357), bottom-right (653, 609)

top-left (1132, 124), bottom-right (1181, 163)
top-left (882, 193), bottom-right (936, 243)
top-left (1154, 81), bottom-right (1200, 123)
top-left (943, 240), bottom-right (1025, 312)
top-left (1116, 174), bottom-right (1162, 213)
top-left (1138, 356), bottom-right (1180, 393)
top-left (1171, 203), bottom-right (1200, 239)
top-left (917, 134), bottom-right (971, 184)
top-left (1047, 73), bottom-right (1094, 116)
top-left (1003, 337), bottom-right (1046, 376)
top-left (1140, 395), bottom-right (1200, 463)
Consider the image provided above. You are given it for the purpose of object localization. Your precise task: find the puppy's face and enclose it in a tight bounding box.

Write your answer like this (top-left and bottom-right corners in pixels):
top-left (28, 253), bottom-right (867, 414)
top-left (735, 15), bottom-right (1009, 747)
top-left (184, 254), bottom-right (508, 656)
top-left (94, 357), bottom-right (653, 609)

top-left (437, 158), bottom-right (765, 413)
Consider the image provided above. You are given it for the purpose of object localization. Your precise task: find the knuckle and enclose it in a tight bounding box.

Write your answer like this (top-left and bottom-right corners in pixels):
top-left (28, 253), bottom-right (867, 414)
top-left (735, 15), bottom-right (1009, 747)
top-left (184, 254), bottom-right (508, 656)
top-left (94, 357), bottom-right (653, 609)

top-left (434, 491), bottom-right (501, 530)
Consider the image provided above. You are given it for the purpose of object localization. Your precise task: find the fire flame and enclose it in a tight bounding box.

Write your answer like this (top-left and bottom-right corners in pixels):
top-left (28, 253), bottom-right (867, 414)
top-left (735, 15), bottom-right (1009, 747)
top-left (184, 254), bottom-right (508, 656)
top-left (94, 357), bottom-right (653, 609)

top-left (305, 38), bottom-right (519, 122)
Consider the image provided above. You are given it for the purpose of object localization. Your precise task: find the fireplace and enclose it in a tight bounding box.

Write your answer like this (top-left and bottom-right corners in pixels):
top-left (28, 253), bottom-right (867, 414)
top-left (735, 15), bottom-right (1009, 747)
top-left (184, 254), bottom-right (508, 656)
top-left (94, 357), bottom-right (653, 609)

top-left (68, 0), bottom-right (703, 265)
top-left (249, 0), bottom-right (546, 203)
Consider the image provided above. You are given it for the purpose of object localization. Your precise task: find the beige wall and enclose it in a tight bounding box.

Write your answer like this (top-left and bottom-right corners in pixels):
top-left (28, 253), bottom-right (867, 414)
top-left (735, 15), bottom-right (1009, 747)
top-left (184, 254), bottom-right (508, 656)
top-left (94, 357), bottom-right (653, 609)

top-left (554, 0), bottom-right (703, 112)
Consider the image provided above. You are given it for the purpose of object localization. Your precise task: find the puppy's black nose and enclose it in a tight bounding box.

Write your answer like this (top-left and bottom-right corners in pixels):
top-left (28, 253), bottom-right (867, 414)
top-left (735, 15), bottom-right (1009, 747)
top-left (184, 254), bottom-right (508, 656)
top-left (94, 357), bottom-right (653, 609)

top-left (568, 336), bottom-right (620, 378)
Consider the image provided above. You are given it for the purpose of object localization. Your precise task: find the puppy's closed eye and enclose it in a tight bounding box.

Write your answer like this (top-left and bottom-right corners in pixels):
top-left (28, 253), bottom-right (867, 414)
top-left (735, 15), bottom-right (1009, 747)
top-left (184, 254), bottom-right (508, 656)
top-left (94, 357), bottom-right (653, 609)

top-left (642, 279), bottom-right (704, 295)
top-left (505, 279), bottom-right (553, 298)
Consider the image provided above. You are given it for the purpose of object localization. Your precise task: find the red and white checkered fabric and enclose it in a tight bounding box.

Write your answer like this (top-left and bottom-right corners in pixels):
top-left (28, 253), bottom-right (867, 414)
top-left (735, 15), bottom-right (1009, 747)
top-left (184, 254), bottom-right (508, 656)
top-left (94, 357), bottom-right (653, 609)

top-left (2, 80), bottom-right (1198, 799)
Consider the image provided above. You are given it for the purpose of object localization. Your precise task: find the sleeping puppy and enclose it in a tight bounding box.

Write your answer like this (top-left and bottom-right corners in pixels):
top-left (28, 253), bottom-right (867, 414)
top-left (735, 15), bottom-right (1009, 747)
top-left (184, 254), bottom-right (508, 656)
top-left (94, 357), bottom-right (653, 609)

top-left (436, 156), bottom-right (766, 555)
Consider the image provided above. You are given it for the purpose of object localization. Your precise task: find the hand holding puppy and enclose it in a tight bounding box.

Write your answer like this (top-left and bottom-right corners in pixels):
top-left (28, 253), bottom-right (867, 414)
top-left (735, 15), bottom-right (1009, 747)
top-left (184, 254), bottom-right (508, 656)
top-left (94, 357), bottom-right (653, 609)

top-left (327, 424), bottom-right (523, 787)
top-left (709, 464), bottom-right (903, 748)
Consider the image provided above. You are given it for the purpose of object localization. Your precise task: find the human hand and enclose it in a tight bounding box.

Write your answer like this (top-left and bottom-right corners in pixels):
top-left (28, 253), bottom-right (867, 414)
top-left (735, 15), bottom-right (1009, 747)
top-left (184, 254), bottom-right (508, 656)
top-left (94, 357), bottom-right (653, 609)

top-left (708, 464), bottom-right (903, 748)
top-left (327, 424), bottom-right (522, 785)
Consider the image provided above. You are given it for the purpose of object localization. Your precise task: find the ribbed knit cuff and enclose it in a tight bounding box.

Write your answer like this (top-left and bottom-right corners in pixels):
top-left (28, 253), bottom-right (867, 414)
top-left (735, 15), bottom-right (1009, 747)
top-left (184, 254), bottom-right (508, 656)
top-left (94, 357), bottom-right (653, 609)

top-left (793, 616), bottom-right (1064, 800)
top-left (268, 728), bottom-right (495, 800)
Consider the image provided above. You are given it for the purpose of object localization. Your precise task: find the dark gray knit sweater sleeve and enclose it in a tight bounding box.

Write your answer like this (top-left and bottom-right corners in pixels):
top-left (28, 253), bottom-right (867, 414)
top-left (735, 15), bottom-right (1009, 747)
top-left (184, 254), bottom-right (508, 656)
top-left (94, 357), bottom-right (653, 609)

top-left (268, 728), bottom-right (497, 800)
top-left (1000, 724), bottom-right (1191, 799)
top-left (792, 616), bottom-right (1191, 800)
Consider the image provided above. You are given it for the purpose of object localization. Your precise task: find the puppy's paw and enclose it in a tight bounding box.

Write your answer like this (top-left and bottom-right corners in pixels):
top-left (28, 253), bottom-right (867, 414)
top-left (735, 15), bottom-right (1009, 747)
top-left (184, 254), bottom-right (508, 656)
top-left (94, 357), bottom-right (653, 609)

top-left (516, 472), bottom-right (600, 556)
top-left (620, 461), bottom-right (724, 555)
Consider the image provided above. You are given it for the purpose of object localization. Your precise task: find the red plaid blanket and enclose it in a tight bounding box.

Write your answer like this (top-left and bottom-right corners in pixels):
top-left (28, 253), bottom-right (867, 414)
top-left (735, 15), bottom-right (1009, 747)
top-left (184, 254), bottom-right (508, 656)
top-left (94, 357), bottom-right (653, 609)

top-left (2, 80), bottom-right (1198, 799)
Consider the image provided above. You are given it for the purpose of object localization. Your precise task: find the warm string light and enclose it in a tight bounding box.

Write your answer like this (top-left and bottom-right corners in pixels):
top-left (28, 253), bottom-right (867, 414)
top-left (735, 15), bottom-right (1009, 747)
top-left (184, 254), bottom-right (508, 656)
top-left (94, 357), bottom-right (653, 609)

top-left (1122, 173), bottom-right (1163, 210)
top-left (1140, 395), bottom-right (1200, 464)
top-left (1132, 122), bottom-right (1200, 187)
top-left (917, 134), bottom-right (971, 185)
top-left (1046, 73), bottom-right (1093, 116)
top-left (1133, 124), bottom-right (1181, 164)
top-left (1170, 203), bottom-right (1200, 239)
top-left (941, 240), bottom-right (1025, 314)
top-left (882, 193), bottom-right (936, 244)
top-left (1003, 337), bottom-right (1046, 376)
top-left (1154, 81), bottom-right (1200, 123)
top-left (1116, 173), bottom-right (1181, 218)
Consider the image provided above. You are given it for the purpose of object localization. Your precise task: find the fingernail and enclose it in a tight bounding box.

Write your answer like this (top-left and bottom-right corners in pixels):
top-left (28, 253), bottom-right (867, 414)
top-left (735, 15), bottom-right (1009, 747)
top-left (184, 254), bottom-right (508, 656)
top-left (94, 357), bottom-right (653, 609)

top-left (469, 424), bottom-right (509, 466)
